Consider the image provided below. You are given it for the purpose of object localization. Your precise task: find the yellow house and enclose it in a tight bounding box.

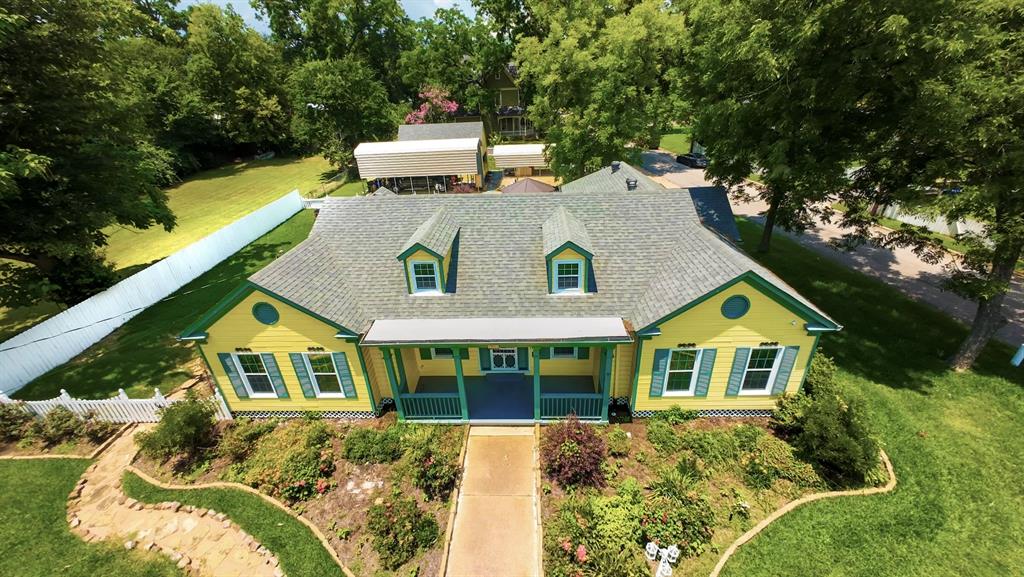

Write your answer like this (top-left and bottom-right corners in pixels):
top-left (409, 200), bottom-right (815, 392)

top-left (180, 185), bottom-right (840, 423)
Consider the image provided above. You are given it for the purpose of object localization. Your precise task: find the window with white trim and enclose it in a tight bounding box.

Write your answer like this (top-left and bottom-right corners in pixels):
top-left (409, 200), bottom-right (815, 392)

top-left (233, 353), bottom-right (276, 397)
top-left (664, 348), bottom-right (702, 396)
top-left (739, 347), bottom-right (782, 395)
top-left (431, 347), bottom-right (455, 359)
top-left (410, 260), bottom-right (440, 293)
top-left (304, 353), bottom-right (344, 397)
top-left (553, 259), bottom-right (582, 293)
top-left (551, 346), bottom-right (576, 358)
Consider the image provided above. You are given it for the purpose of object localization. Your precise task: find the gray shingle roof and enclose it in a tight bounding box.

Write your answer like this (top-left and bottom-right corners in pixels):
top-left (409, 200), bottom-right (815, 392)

top-left (399, 207), bottom-right (460, 257)
top-left (397, 122), bottom-right (484, 141)
top-left (559, 161), bottom-right (661, 193)
top-left (249, 189), bottom-right (837, 334)
top-left (542, 206), bottom-right (593, 256)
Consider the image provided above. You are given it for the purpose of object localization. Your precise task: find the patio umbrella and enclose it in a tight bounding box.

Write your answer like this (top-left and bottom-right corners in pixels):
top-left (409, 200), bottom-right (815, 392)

top-left (501, 178), bottom-right (556, 193)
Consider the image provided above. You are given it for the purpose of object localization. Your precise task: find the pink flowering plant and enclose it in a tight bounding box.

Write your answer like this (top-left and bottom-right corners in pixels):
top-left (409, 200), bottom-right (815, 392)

top-left (226, 419), bottom-right (336, 504)
top-left (404, 86), bottom-right (460, 124)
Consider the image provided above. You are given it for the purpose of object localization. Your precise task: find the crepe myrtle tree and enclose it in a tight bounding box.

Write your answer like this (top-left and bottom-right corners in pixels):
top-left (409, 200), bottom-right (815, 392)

top-left (834, 0), bottom-right (1023, 370)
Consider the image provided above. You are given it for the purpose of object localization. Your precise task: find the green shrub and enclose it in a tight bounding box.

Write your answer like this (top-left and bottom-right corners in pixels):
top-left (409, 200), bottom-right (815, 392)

top-left (645, 420), bottom-right (680, 452)
top-left (679, 429), bottom-right (739, 465)
top-left (744, 434), bottom-right (821, 489)
top-left (651, 405), bottom-right (700, 425)
top-left (732, 423), bottom-right (766, 452)
top-left (0, 404), bottom-right (33, 442)
top-left (590, 478), bottom-right (645, 549)
top-left (343, 426), bottom-right (403, 464)
top-left (794, 389), bottom-right (880, 485)
top-left (651, 456), bottom-right (707, 498)
top-left (38, 407), bottom-right (84, 447)
top-left (229, 419), bottom-right (335, 502)
top-left (367, 495), bottom-right (438, 570)
top-left (803, 353), bottom-right (838, 397)
top-left (770, 392), bottom-right (812, 436)
top-left (640, 492), bottom-right (716, 556)
top-left (218, 418), bottom-right (278, 463)
top-left (136, 392), bottom-right (215, 460)
top-left (406, 436), bottom-right (460, 501)
top-left (81, 416), bottom-right (118, 444)
top-left (541, 414), bottom-right (607, 488)
top-left (605, 425), bottom-right (630, 457)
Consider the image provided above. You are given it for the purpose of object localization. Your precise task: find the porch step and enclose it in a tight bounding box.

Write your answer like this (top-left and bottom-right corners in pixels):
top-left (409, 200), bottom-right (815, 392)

top-left (470, 426), bottom-right (534, 437)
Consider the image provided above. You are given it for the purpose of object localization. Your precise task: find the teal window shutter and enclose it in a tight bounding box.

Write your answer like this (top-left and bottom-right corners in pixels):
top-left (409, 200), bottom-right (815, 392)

top-left (419, 348), bottom-right (432, 360)
top-left (479, 348), bottom-right (491, 370)
top-left (726, 348), bottom-right (751, 396)
top-left (540, 347), bottom-right (551, 359)
top-left (218, 353), bottom-right (248, 399)
top-left (459, 348), bottom-right (469, 360)
top-left (332, 352), bottom-right (357, 398)
top-left (649, 349), bottom-right (670, 397)
top-left (260, 353), bottom-right (289, 398)
top-left (770, 346), bottom-right (800, 396)
top-left (517, 348), bottom-right (529, 370)
top-left (576, 347), bottom-right (590, 360)
top-left (289, 353), bottom-right (316, 398)
top-left (694, 349), bottom-right (716, 397)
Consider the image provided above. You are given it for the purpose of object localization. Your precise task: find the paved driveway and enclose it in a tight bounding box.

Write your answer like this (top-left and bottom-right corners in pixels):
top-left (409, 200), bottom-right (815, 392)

top-left (446, 426), bottom-right (540, 577)
top-left (639, 151), bottom-right (1024, 347)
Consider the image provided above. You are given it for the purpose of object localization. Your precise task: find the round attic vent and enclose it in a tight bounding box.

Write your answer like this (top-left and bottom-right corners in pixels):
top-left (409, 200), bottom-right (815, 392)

top-left (252, 302), bottom-right (280, 325)
top-left (721, 295), bottom-right (751, 319)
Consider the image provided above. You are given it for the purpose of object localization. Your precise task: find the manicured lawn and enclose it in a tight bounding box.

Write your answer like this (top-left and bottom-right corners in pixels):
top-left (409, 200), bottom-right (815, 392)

top-left (122, 471), bottom-right (344, 577)
top-left (0, 459), bottom-right (181, 577)
top-left (659, 127), bottom-right (692, 155)
top-left (721, 218), bottom-right (1024, 576)
top-left (13, 210), bottom-right (316, 400)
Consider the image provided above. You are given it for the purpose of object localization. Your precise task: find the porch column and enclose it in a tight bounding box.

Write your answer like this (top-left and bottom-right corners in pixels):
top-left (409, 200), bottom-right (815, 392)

top-left (532, 347), bottom-right (541, 421)
top-left (600, 346), bottom-right (613, 422)
top-left (453, 348), bottom-right (469, 421)
top-left (382, 347), bottom-right (405, 420)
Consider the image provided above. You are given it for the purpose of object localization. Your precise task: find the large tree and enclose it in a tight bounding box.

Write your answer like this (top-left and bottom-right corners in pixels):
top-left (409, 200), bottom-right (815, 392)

top-left (0, 0), bottom-right (176, 306)
top-left (517, 0), bottom-right (686, 180)
top-left (836, 0), bottom-right (1023, 370)
top-left (680, 0), bottom-right (958, 253)
top-left (251, 0), bottom-right (414, 100)
top-left (288, 57), bottom-right (399, 170)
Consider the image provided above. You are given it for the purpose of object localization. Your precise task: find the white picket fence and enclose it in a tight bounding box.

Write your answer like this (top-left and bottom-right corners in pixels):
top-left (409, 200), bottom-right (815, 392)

top-left (0, 190), bottom-right (303, 395)
top-left (881, 204), bottom-right (987, 238)
top-left (0, 388), bottom-right (232, 423)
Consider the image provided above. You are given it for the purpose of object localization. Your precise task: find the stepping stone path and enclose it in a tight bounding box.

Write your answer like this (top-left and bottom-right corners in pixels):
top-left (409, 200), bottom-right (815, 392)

top-left (67, 426), bottom-right (282, 577)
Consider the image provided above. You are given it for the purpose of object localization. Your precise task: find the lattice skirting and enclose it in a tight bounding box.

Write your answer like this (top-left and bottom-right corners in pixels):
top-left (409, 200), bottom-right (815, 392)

top-left (631, 409), bottom-right (774, 419)
top-left (233, 410), bottom-right (377, 420)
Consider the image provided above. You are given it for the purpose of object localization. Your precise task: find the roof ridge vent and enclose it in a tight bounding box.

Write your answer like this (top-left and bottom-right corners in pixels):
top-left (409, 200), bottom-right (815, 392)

top-left (611, 161), bottom-right (621, 172)
top-left (626, 177), bottom-right (638, 191)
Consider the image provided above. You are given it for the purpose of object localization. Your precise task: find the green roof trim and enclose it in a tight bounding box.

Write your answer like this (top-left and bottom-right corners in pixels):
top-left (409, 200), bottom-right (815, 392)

top-left (638, 271), bottom-right (842, 333)
top-left (179, 281), bottom-right (359, 340)
top-left (545, 240), bottom-right (594, 261)
top-left (396, 243), bottom-right (444, 262)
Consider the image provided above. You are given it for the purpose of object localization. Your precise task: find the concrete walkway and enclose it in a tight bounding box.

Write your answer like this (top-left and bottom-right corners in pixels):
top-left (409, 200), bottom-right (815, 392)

top-left (445, 426), bottom-right (540, 577)
top-left (639, 150), bottom-right (1024, 346)
top-left (67, 427), bottom-right (281, 576)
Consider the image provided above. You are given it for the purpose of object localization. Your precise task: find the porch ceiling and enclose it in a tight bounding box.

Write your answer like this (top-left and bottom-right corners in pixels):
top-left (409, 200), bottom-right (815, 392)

top-left (361, 317), bottom-right (631, 346)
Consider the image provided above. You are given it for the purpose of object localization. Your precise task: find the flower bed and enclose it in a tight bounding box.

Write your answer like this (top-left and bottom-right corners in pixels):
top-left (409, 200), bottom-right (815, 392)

top-left (132, 412), bottom-right (465, 576)
top-left (0, 404), bottom-right (121, 457)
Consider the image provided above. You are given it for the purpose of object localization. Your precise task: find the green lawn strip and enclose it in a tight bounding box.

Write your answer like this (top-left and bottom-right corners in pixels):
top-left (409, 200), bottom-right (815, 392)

top-left (721, 218), bottom-right (1024, 577)
top-left (658, 127), bottom-right (692, 155)
top-left (13, 210), bottom-right (315, 401)
top-left (121, 472), bottom-right (343, 577)
top-left (0, 459), bottom-right (182, 577)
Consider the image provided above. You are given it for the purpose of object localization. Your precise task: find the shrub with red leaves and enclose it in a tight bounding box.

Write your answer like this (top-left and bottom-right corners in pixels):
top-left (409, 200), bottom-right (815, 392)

top-left (541, 414), bottom-right (607, 488)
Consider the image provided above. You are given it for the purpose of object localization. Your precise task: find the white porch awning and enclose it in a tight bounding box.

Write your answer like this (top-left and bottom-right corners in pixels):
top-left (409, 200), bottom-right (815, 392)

top-left (361, 317), bottom-right (631, 346)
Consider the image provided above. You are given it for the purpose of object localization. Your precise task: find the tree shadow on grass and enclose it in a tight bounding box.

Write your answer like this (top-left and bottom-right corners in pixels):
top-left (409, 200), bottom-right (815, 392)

top-left (14, 212), bottom-right (315, 400)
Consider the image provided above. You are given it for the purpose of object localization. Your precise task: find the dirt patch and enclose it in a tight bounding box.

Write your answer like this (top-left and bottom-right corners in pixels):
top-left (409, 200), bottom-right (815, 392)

top-left (0, 438), bottom-right (102, 458)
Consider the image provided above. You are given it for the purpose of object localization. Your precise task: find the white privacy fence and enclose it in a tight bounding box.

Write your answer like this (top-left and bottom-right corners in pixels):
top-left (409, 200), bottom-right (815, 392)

top-left (0, 388), bottom-right (232, 423)
top-left (880, 204), bottom-right (986, 238)
top-left (0, 190), bottom-right (303, 395)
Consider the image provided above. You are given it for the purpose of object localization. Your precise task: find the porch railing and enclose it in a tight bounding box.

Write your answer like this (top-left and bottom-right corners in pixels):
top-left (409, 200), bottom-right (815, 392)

top-left (540, 393), bottom-right (604, 420)
top-left (400, 392), bottom-right (462, 420)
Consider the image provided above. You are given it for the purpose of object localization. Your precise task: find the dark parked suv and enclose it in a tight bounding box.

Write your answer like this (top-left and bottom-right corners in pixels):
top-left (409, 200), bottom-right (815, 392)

top-left (676, 153), bottom-right (708, 168)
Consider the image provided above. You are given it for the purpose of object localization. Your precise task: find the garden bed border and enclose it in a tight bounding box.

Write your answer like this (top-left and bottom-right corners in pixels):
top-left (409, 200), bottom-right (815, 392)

top-left (708, 449), bottom-right (896, 577)
top-left (436, 425), bottom-right (471, 577)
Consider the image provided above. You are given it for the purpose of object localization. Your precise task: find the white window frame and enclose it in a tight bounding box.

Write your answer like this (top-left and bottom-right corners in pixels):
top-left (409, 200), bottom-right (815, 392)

top-left (662, 348), bottom-right (703, 397)
top-left (550, 346), bottom-right (578, 359)
top-left (552, 259), bottom-right (583, 294)
top-left (408, 259), bottom-right (441, 294)
top-left (737, 346), bottom-right (784, 396)
top-left (302, 352), bottom-right (346, 398)
top-left (431, 347), bottom-right (455, 359)
top-left (232, 353), bottom-right (278, 399)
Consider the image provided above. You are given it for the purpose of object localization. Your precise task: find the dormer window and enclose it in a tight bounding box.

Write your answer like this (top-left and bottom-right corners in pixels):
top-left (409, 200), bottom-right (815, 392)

top-left (410, 260), bottom-right (441, 293)
top-left (553, 259), bottom-right (583, 293)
